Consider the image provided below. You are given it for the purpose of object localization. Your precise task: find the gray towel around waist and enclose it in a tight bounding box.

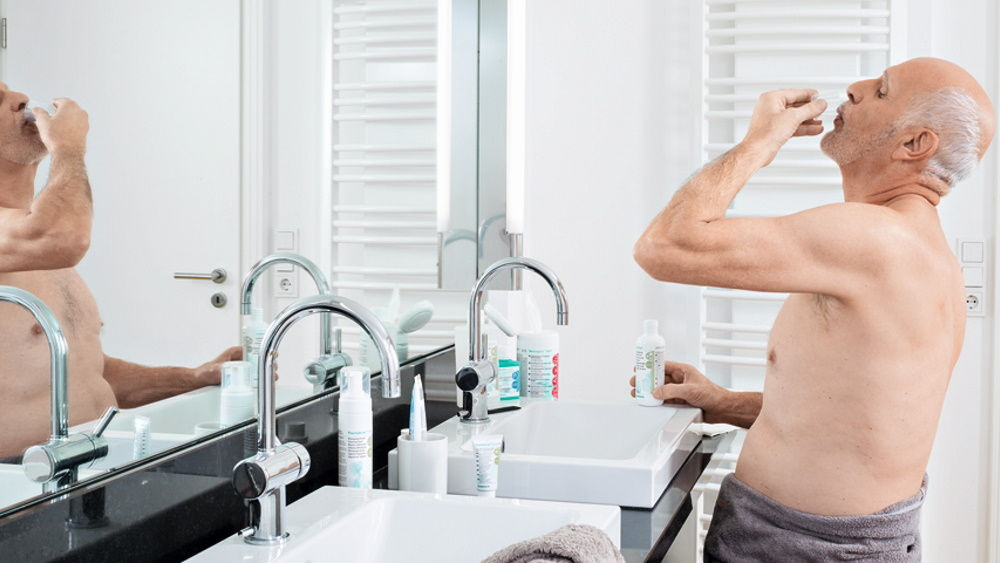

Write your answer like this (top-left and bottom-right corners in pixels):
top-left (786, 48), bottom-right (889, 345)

top-left (704, 473), bottom-right (926, 562)
top-left (482, 523), bottom-right (625, 563)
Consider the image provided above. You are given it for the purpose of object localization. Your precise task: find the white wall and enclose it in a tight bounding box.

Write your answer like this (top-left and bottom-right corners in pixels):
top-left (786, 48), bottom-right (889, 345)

top-left (521, 0), bottom-right (703, 403)
top-left (522, 1), bottom-right (997, 561)
top-left (267, 0), bottom-right (327, 389)
top-left (906, 0), bottom-right (998, 560)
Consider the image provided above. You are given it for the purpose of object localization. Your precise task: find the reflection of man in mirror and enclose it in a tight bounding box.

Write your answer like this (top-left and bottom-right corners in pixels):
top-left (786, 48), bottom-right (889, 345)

top-left (0, 84), bottom-right (241, 460)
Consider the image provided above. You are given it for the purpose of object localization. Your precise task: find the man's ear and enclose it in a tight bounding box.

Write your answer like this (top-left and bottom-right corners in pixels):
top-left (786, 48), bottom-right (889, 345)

top-left (892, 128), bottom-right (939, 162)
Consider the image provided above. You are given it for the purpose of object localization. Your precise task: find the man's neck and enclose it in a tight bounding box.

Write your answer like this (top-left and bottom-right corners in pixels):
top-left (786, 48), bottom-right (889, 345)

top-left (839, 161), bottom-right (943, 207)
top-left (0, 158), bottom-right (39, 209)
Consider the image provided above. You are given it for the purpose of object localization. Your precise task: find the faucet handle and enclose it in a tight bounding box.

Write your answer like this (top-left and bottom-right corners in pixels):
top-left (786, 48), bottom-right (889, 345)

top-left (91, 407), bottom-right (119, 438)
top-left (334, 327), bottom-right (343, 354)
top-left (456, 360), bottom-right (497, 423)
top-left (22, 407), bottom-right (118, 483)
top-left (232, 442), bottom-right (311, 500)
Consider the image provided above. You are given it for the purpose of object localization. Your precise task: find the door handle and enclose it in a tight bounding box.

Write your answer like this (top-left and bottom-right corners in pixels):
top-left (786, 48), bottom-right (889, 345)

top-left (173, 268), bottom-right (227, 284)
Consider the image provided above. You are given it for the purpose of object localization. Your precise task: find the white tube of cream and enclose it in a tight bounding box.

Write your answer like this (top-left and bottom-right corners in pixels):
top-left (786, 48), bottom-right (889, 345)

top-left (472, 434), bottom-right (503, 498)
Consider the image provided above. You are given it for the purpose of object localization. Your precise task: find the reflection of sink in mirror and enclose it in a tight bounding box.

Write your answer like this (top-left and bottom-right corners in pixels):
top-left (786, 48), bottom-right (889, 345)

top-left (89, 434), bottom-right (193, 471)
top-left (188, 486), bottom-right (619, 563)
top-left (97, 386), bottom-right (313, 437)
top-left (0, 464), bottom-right (101, 509)
top-left (390, 399), bottom-right (701, 508)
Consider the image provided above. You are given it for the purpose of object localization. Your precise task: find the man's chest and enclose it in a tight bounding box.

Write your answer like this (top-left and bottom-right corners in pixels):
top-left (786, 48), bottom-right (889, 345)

top-left (0, 268), bottom-right (102, 337)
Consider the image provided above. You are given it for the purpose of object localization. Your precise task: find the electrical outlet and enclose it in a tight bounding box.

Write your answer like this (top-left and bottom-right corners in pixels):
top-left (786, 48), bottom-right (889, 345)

top-left (966, 289), bottom-right (985, 316)
top-left (274, 271), bottom-right (298, 298)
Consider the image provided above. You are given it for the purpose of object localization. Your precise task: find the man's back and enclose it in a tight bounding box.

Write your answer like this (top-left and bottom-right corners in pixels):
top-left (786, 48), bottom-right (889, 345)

top-left (735, 197), bottom-right (965, 515)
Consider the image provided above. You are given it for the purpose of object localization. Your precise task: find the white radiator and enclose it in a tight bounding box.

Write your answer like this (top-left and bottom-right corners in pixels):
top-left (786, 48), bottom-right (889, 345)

top-left (330, 0), bottom-right (464, 357)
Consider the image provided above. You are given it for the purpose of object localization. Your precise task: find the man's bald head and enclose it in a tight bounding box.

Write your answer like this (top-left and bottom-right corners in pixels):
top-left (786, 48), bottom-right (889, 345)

top-left (822, 57), bottom-right (995, 195)
top-left (897, 57), bottom-right (994, 159)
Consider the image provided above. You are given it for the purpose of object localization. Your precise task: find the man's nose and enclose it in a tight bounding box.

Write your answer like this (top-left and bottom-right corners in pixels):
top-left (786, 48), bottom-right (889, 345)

top-left (846, 84), bottom-right (861, 104)
top-left (10, 91), bottom-right (28, 112)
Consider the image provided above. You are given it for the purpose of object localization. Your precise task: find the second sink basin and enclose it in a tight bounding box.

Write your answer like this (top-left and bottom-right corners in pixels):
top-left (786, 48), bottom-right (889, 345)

top-left (390, 399), bottom-right (701, 508)
top-left (188, 487), bottom-right (620, 563)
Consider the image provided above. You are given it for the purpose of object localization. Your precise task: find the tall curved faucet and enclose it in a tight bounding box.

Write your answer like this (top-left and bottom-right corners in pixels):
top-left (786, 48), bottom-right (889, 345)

top-left (0, 286), bottom-right (117, 491)
top-left (231, 293), bottom-right (401, 546)
top-left (240, 252), bottom-right (351, 387)
top-left (456, 257), bottom-right (569, 423)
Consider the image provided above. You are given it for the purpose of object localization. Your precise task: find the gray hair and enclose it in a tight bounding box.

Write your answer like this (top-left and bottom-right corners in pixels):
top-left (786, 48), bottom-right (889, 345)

top-left (898, 88), bottom-right (981, 194)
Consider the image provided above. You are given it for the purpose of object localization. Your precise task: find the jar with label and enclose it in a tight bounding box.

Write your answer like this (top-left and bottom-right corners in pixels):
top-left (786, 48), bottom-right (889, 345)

top-left (517, 330), bottom-right (560, 400)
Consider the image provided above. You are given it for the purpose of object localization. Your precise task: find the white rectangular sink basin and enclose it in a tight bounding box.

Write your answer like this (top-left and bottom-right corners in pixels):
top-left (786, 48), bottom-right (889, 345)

top-left (63, 386), bottom-right (312, 470)
top-left (188, 487), bottom-right (620, 563)
top-left (0, 463), bottom-right (101, 509)
top-left (390, 399), bottom-right (701, 508)
top-left (99, 385), bottom-right (312, 436)
top-left (89, 433), bottom-right (193, 471)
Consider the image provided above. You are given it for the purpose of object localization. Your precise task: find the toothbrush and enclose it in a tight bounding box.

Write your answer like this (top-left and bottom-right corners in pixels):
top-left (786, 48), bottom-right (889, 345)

top-left (409, 375), bottom-right (427, 441)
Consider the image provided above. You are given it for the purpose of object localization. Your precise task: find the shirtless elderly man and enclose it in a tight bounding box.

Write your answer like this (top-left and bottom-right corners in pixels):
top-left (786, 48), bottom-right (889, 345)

top-left (0, 85), bottom-right (240, 460)
top-left (633, 57), bottom-right (994, 560)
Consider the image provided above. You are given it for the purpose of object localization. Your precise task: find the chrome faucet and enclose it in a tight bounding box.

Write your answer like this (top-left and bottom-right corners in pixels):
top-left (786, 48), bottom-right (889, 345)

top-left (1, 286), bottom-right (118, 492)
top-left (456, 258), bottom-right (569, 424)
top-left (231, 293), bottom-right (401, 545)
top-left (241, 252), bottom-right (352, 388)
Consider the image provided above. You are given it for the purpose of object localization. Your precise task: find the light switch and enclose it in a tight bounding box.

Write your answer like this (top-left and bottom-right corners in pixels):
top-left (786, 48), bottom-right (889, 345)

top-left (273, 228), bottom-right (298, 272)
top-left (961, 241), bottom-right (985, 263)
top-left (963, 266), bottom-right (984, 288)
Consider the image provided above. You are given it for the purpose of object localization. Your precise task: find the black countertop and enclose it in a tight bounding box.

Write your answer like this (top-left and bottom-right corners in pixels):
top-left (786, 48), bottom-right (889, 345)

top-left (0, 347), bottom-right (730, 562)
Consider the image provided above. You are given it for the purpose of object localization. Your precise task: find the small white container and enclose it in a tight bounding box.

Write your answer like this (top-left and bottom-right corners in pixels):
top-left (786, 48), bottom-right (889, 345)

top-left (133, 416), bottom-right (151, 459)
top-left (219, 360), bottom-right (254, 426)
top-left (338, 367), bottom-right (373, 488)
top-left (634, 320), bottom-right (666, 406)
top-left (517, 331), bottom-right (560, 400)
top-left (396, 431), bottom-right (448, 494)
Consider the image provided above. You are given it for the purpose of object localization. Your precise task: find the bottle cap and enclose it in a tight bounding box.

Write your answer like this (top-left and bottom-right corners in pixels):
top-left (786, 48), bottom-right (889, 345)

top-left (643, 319), bottom-right (658, 334)
top-left (341, 366), bottom-right (371, 397)
top-left (517, 330), bottom-right (559, 349)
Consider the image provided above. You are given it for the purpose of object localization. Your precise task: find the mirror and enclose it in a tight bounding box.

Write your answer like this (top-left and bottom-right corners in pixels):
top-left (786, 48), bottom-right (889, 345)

top-left (0, 0), bottom-right (489, 513)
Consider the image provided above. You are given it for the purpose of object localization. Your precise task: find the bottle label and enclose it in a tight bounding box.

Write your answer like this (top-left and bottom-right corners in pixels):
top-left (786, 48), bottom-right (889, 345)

top-left (498, 360), bottom-right (521, 402)
top-left (519, 347), bottom-right (558, 400)
top-left (634, 346), bottom-right (665, 401)
top-left (339, 429), bottom-right (373, 488)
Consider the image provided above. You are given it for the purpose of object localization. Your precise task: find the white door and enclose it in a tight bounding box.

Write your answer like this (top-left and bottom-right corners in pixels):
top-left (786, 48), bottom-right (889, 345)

top-left (2, 1), bottom-right (242, 366)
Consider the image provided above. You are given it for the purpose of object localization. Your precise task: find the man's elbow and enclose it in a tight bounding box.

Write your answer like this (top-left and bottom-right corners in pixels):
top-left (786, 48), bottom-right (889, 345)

top-left (634, 233), bottom-right (680, 282)
top-left (63, 231), bottom-right (91, 265)
top-left (43, 226), bottom-right (90, 268)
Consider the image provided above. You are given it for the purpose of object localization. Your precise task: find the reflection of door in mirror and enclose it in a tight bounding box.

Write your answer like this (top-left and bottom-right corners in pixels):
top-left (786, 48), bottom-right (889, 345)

top-left (0, 1), bottom-right (241, 486)
top-left (4, 1), bottom-right (242, 367)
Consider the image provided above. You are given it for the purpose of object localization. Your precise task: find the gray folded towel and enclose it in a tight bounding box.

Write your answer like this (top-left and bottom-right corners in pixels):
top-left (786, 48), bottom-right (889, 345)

top-left (482, 523), bottom-right (625, 563)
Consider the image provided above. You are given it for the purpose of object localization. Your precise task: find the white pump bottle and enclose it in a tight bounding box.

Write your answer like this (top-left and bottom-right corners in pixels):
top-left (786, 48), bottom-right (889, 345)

top-left (338, 367), bottom-right (373, 488)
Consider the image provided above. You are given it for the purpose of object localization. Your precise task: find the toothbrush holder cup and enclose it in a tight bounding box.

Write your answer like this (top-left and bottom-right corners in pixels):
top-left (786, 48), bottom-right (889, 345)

top-left (396, 431), bottom-right (448, 494)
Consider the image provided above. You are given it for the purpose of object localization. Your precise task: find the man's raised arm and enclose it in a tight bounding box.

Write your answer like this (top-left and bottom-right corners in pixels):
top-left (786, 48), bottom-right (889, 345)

top-left (0, 99), bottom-right (92, 272)
top-left (633, 90), bottom-right (903, 298)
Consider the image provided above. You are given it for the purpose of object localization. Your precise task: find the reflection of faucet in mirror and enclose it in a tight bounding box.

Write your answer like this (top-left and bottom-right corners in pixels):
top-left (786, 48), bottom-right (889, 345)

top-left (231, 293), bottom-right (401, 545)
top-left (240, 252), bottom-right (352, 390)
top-left (456, 258), bottom-right (569, 424)
top-left (0, 286), bottom-right (118, 492)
